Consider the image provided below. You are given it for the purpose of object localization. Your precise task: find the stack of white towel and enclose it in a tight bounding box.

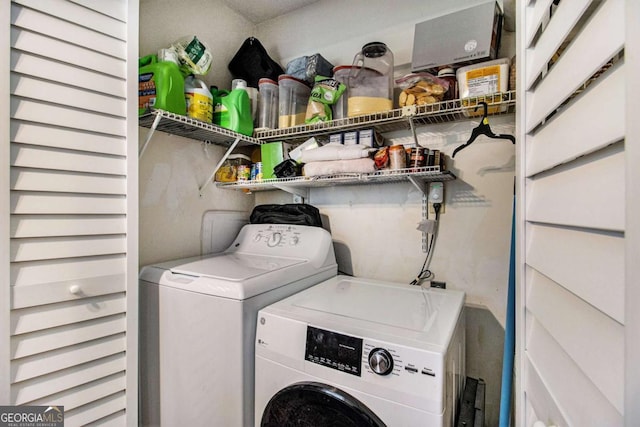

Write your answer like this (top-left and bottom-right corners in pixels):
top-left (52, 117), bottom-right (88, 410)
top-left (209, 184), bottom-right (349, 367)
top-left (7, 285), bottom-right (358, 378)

top-left (301, 143), bottom-right (376, 177)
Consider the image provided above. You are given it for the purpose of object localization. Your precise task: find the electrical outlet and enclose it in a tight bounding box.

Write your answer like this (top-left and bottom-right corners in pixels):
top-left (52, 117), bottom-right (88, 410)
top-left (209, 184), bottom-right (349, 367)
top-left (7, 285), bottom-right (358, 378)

top-left (428, 182), bottom-right (445, 215)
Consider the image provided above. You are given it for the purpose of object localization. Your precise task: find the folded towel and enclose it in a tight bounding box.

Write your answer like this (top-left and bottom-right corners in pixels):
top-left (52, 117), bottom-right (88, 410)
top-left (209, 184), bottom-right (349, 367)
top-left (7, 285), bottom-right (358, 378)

top-left (300, 142), bottom-right (373, 163)
top-left (303, 158), bottom-right (376, 177)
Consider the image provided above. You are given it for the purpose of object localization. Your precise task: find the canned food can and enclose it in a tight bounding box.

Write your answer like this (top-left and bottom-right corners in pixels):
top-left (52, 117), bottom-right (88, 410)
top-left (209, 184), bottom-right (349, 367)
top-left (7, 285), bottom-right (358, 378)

top-left (237, 164), bottom-right (250, 181)
top-left (251, 162), bottom-right (263, 181)
top-left (389, 145), bottom-right (406, 170)
top-left (409, 147), bottom-right (426, 168)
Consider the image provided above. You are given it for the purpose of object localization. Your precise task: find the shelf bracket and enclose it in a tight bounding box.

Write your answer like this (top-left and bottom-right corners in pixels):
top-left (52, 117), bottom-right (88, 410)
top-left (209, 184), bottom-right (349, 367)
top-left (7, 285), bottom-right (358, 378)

top-left (408, 176), bottom-right (429, 253)
top-left (407, 176), bottom-right (426, 196)
top-left (198, 137), bottom-right (241, 197)
top-left (272, 184), bottom-right (309, 201)
top-left (139, 112), bottom-right (162, 158)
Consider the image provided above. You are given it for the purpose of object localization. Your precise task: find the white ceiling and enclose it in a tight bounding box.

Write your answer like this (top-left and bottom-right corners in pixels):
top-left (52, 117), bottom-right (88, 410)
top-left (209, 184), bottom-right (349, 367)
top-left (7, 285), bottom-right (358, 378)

top-left (219, 0), bottom-right (321, 24)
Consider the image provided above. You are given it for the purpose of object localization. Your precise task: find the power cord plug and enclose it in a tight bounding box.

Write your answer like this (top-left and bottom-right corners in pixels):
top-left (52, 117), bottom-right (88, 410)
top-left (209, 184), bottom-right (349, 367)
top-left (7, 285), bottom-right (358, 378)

top-left (433, 202), bottom-right (442, 220)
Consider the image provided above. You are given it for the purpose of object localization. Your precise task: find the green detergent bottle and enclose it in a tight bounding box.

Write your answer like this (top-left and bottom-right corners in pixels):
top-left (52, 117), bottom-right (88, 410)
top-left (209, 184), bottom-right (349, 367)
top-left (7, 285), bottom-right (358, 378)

top-left (138, 54), bottom-right (186, 116)
top-left (211, 79), bottom-right (254, 136)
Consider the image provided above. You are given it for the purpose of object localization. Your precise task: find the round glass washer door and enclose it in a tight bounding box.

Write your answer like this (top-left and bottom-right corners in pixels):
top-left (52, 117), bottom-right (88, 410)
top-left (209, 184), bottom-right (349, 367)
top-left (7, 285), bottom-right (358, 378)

top-left (261, 382), bottom-right (386, 427)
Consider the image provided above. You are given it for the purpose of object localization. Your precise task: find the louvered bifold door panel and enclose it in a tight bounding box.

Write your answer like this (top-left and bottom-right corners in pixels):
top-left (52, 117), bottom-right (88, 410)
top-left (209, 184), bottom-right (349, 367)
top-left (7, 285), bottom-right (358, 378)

top-left (518, 0), bottom-right (626, 426)
top-left (8, 1), bottom-right (133, 425)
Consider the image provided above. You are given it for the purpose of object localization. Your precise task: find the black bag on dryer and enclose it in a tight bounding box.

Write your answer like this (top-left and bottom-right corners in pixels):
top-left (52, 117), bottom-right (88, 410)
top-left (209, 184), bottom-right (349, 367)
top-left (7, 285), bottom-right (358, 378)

top-left (250, 204), bottom-right (322, 227)
top-left (228, 37), bottom-right (284, 88)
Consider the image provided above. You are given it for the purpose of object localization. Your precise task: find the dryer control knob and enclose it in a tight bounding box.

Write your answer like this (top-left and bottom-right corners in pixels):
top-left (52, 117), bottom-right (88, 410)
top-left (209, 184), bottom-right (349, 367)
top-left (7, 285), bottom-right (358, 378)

top-left (368, 348), bottom-right (394, 376)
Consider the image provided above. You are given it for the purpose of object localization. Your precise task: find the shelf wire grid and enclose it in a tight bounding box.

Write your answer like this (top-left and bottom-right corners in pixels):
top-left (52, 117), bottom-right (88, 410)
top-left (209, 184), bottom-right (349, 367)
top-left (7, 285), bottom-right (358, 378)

top-left (215, 166), bottom-right (456, 192)
top-left (139, 110), bottom-right (263, 146)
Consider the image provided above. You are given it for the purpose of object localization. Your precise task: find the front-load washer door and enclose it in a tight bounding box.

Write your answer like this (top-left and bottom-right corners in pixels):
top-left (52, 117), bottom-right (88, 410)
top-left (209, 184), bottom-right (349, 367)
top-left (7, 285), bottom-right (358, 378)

top-left (260, 382), bottom-right (386, 427)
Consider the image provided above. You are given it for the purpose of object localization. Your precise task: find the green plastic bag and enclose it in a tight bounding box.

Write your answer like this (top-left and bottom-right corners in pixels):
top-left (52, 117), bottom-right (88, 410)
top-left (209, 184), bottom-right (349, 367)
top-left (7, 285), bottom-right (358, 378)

top-left (305, 76), bottom-right (346, 124)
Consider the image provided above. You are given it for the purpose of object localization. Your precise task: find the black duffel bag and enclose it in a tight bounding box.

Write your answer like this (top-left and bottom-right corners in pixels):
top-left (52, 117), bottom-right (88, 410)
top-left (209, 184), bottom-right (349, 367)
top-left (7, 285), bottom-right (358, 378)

top-left (250, 204), bottom-right (322, 227)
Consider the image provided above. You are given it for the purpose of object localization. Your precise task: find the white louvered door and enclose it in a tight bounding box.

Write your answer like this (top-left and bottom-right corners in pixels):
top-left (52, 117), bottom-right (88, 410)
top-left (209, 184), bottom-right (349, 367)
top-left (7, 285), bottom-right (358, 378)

top-left (1, 1), bottom-right (138, 425)
top-left (517, 0), bottom-right (637, 426)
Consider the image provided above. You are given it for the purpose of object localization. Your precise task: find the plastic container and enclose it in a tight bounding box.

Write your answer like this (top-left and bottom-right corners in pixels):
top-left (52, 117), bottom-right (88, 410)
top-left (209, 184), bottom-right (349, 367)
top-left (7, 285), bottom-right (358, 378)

top-left (138, 55), bottom-right (186, 116)
top-left (278, 75), bottom-right (311, 128)
top-left (185, 75), bottom-right (213, 123)
top-left (232, 79), bottom-right (259, 124)
top-left (214, 154), bottom-right (251, 182)
top-left (348, 42), bottom-right (394, 117)
top-left (257, 78), bottom-right (279, 130)
top-left (332, 66), bottom-right (352, 120)
top-left (211, 84), bottom-right (254, 136)
top-left (457, 57), bottom-right (511, 117)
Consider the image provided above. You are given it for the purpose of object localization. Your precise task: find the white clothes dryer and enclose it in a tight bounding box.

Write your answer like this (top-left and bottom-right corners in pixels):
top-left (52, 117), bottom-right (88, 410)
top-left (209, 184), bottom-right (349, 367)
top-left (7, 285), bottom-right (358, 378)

top-left (139, 223), bottom-right (337, 427)
top-left (255, 275), bottom-right (466, 427)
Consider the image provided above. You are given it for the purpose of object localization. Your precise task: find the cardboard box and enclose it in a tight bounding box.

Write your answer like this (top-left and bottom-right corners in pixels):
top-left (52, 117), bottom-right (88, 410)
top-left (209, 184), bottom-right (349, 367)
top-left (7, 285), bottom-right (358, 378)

top-left (329, 133), bottom-right (343, 144)
top-left (343, 131), bottom-right (359, 146)
top-left (261, 142), bottom-right (293, 179)
top-left (411, 1), bottom-right (503, 72)
top-left (358, 128), bottom-right (384, 148)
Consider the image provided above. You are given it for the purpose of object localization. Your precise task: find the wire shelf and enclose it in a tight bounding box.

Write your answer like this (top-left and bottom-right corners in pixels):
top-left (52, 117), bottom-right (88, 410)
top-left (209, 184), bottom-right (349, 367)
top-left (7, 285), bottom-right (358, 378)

top-left (215, 166), bottom-right (456, 192)
top-left (254, 91), bottom-right (516, 144)
top-left (139, 109), bottom-right (263, 147)
top-left (139, 92), bottom-right (516, 148)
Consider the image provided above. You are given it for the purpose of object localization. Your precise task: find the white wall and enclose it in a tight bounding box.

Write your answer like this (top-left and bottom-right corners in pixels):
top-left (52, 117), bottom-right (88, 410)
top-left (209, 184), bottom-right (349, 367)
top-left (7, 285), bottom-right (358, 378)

top-left (139, 0), bottom-right (256, 91)
top-left (138, 0), bottom-right (257, 266)
top-left (138, 131), bottom-right (255, 266)
top-left (256, 0), bottom-right (510, 67)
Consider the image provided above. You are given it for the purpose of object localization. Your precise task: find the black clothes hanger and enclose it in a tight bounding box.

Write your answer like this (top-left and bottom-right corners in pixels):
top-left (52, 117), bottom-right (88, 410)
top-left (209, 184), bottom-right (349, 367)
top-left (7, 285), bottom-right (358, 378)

top-left (452, 102), bottom-right (515, 158)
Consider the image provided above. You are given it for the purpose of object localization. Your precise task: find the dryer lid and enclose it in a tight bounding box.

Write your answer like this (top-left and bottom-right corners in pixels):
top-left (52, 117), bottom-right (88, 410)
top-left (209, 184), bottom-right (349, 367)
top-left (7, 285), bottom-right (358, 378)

top-left (273, 275), bottom-right (465, 349)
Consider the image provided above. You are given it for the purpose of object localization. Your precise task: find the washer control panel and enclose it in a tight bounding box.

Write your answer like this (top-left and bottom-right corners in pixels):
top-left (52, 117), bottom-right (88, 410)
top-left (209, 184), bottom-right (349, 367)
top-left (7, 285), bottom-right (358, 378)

top-left (250, 225), bottom-right (303, 248)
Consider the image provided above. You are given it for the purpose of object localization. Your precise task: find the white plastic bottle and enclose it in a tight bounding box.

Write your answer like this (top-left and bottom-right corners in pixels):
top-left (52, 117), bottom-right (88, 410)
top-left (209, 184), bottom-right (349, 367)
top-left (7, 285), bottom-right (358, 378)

top-left (185, 75), bottom-right (213, 123)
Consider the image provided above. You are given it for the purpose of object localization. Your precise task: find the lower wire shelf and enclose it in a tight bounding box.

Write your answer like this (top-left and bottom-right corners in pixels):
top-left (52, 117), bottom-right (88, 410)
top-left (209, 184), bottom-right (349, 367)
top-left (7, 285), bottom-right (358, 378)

top-left (215, 166), bottom-right (456, 193)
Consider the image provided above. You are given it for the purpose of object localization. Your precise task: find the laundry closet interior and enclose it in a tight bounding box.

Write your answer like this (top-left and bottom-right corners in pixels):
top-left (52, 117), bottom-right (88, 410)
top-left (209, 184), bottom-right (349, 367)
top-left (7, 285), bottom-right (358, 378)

top-left (2, 0), bottom-right (636, 426)
top-left (139, 1), bottom-right (514, 424)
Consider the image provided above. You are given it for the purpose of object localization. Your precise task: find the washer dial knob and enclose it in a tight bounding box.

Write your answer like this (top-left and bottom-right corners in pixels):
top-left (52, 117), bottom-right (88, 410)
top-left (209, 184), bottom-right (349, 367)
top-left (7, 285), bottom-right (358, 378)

top-left (267, 232), bottom-right (282, 247)
top-left (368, 348), bottom-right (394, 376)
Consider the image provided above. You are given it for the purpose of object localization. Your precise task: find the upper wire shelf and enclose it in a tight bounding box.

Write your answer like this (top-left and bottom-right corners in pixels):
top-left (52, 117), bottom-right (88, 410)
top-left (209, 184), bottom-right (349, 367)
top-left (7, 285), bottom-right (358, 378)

top-left (138, 91), bottom-right (516, 148)
top-left (254, 91), bottom-right (516, 144)
top-left (139, 109), bottom-right (263, 147)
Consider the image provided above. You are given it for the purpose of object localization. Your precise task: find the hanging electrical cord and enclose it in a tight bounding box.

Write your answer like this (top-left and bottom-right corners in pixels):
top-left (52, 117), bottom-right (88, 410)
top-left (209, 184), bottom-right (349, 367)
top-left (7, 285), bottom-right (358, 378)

top-left (410, 203), bottom-right (442, 286)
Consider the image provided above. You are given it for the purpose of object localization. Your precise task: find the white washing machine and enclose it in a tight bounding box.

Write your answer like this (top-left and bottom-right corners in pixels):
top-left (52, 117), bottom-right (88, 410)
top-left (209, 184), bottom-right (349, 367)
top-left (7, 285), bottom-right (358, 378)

top-left (254, 275), bottom-right (466, 427)
top-left (139, 223), bottom-right (337, 427)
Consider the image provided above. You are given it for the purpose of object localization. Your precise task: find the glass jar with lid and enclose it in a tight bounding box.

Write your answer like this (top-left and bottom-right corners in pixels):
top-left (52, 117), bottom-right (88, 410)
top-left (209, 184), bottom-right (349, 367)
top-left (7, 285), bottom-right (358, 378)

top-left (347, 42), bottom-right (394, 117)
